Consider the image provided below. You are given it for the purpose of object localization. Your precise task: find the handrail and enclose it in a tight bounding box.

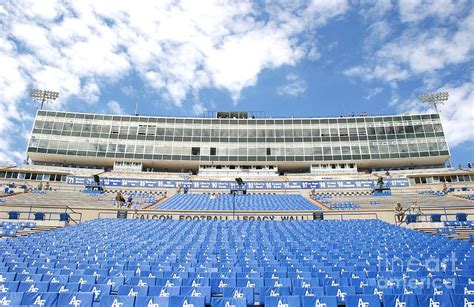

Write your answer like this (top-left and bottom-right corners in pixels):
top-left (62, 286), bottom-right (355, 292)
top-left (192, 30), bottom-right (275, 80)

top-left (395, 207), bottom-right (471, 225)
top-left (0, 206), bottom-right (82, 225)
top-left (64, 206), bottom-right (82, 225)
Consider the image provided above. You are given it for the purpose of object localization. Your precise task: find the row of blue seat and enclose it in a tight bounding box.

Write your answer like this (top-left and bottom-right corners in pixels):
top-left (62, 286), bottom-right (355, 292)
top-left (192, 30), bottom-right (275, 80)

top-left (0, 219), bottom-right (472, 306)
top-left (159, 194), bottom-right (320, 211)
top-left (0, 291), bottom-right (473, 306)
top-left (329, 202), bottom-right (361, 210)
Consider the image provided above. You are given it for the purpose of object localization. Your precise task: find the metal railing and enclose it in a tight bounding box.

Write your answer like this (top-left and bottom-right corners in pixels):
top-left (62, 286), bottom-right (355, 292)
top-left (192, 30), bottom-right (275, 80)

top-left (97, 209), bottom-right (378, 221)
top-left (395, 205), bottom-right (471, 225)
top-left (0, 205), bottom-right (82, 225)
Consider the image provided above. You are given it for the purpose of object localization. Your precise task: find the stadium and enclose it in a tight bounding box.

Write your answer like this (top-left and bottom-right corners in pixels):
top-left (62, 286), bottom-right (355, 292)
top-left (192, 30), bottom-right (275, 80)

top-left (0, 107), bottom-right (473, 307)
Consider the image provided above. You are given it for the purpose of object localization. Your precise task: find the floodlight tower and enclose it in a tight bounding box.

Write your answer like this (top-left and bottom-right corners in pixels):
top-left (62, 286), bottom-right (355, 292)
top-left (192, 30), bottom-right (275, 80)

top-left (30, 89), bottom-right (59, 109)
top-left (419, 92), bottom-right (449, 113)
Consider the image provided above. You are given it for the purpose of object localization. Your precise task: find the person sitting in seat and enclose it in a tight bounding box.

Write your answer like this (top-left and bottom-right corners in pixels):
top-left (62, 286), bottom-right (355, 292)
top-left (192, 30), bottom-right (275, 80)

top-left (395, 203), bottom-right (404, 223)
top-left (126, 195), bottom-right (133, 208)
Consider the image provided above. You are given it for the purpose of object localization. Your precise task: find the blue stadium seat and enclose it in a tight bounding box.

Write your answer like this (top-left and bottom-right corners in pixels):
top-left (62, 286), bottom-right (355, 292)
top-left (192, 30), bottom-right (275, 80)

top-left (99, 295), bottom-right (135, 307)
top-left (169, 296), bottom-right (206, 307)
top-left (211, 297), bottom-right (246, 307)
top-left (302, 296), bottom-right (338, 307)
top-left (223, 286), bottom-right (255, 305)
top-left (57, 292), bottom-right (94, 307)
top-left (265, 295), bottom-right (301, 307)
top-left (0, 218), bottom-right (472, 306)
top-left (135, 296), bottom-right (170, 307)
top-left (346, 294), bottom-right (381, 307)
top-left (34, 212), bottom-right (46, 221)
top-left (7, 211), bottom-right (19, 220)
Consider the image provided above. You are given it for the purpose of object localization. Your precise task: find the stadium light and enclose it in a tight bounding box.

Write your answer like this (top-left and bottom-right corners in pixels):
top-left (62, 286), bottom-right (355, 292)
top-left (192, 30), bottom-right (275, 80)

top-left (30, 89), bottom-right (59, 109)
top-left (419, 92), bottom-right (449, 113)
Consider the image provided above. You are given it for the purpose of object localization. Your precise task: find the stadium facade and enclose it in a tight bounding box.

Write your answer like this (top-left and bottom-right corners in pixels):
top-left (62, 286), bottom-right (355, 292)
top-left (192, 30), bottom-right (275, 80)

top-left (26, 110), bottom-right (450, 173)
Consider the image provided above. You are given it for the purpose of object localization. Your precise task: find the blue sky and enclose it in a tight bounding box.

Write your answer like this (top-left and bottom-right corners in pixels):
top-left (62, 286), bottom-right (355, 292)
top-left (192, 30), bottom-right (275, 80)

top-left (0, 0), bottom-right (472, 166)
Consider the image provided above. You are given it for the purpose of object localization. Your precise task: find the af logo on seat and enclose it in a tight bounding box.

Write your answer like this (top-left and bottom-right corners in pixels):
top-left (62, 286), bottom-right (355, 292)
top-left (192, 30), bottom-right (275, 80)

top-left (0, 297), bottom-right (11, 306)
top-left (147, 300), bottom-right (160, 307)
top-left (314, 299), bottom-right (327, 307)
top-left (159, 289), bottom-right (170, 297)
top-left (182, 299), bottom-right (194, 307)
top-left (464, 297), bottom-right (474, 307)
top-left (33, 295), bottom-right (46, 306)
top-left (395, 299), bottom-right (406, 307)
top-left (190, 289), bottom-right (201, 297)
top-left (69, 296), bottom-right (82, 307)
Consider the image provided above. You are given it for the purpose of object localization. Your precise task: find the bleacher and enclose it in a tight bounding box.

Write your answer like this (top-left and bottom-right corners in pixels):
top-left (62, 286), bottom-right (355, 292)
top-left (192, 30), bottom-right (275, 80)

top-left (329, 202), bottom-right (361, 210)
top-left (0, 221), bottom-right (36, 237)
top-left (157, 193), bottom-right (320, 211)
top-left (1, 191), bottom-right (117, 209)
top-left (327, 193), bottom-right (471, 210)
top-left (0, 219), bottom-right (472, 306)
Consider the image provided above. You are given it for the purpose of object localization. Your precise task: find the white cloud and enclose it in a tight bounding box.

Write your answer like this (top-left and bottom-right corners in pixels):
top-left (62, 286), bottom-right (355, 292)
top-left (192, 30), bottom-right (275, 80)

top-left (0, 0), bottom-right (351, 107)
top-left (277, 73), bottom-right (307, 97)
top-left (192, 102), bottom-right (207, 115)
top-left (349, 4), bottom-right (473, 83)
top-left (107, 100), bottom-right (124, 115)
top-left (346, 3), bottom-right (473, 147)
top-left (399, 0), bottom-right (469, 23)
top-left (0, 0), bottom-right (351, 163)
top-left (365, 87), bottom-right (383, 100)
top-left (359, 0), bottom-right (393, 20)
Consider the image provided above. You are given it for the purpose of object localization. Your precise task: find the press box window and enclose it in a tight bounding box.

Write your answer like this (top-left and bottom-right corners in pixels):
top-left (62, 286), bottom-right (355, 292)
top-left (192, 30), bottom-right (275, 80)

top-left (210, 147), bottom-right (216, 156)
top-left (191, 147), bottom-right (200, 156)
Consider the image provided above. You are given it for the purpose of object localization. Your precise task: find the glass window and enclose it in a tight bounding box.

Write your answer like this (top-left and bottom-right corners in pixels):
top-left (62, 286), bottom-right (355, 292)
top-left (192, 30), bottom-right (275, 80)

top-left (404, 126), bottom-right (414, 134)
top-left (424, 124), bottom-right (434, 133)
top-left (433, 124), bottom-right (443, 132)
top-left (313, 147), bottom-right (322, 155)
top-left (220, 129), bottom-right (229, 138)
top-left (43, 121), bottom-right (53, 129)
top-left (414, 125), bottom-right (424, 133)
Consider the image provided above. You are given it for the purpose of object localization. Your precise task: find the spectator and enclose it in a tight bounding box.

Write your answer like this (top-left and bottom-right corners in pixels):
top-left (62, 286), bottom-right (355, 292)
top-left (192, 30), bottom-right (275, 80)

top-left (115, 192), bottom-right (125, 208)
top-left (395, 203), bottom-right (404, 223)
top-left (126, 195), bottom-right (133, 208)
